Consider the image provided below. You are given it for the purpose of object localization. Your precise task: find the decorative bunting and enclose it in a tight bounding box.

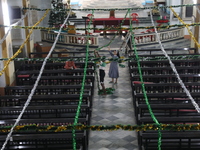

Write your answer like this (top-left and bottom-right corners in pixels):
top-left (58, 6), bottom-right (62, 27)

top-left (1, 22), bottom-right (200, 31)
top-left (1, 124), bottom-right (200, 132)
top-left (21, 4), bottom-right (200, 11)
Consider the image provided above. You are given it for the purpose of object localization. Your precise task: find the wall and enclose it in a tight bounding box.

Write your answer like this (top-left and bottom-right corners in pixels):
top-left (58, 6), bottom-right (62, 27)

top-left (168, 0), bottom-right (182, 25)
top-left (0, 45), bottom-right (6, 92)
top-left (30, 0), bottom-right (51, 44)
top-left (8, 0), bottom-right (26, 46)
top-left (0, 0), bottom-right (15, 90)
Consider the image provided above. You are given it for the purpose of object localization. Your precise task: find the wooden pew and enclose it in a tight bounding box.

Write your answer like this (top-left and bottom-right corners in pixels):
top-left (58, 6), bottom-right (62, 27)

top-left (131, 74), bottom-right (200, 83)
top-left (0, 129), bottom-right (87, 150)
top-left (138, 130), bottom-right (200, 150)
top-left (29, 50), bottom-right (94, 58)
top-left (0, 103), bottom-right (91, 149)
top-left (0, 105), bottom-right (91, 128)
top-left (16, 68), bottom-right (95, 76)
top-left (133, 82), bottom-right (200, 94)
top-left (128, 53), bottom-right (200, 150)
top-left (16, 69), bottom-right (95, 85)
top-left (0, 94), bottom-right (92, 107)
top-left (134, 92), bottom-right (200, 104)
top-left (18, 62), bottom-right (95, 71)
top-left (0, 104), bottom-right (91, 120)
top-left (128, 48), bottom-right (196, 55)
top-left (5, 85), bottom-right (93, 96)
top-left (128, 53), bottom-right (200, 62)
top-left (31, 75), bottom-right (95, 92)
top-left (137, 103), bottom-right (199, 124)
top-left (129, 66), bottom-right (200, 75)
top-left (133, 93), bottom-right (200, 116)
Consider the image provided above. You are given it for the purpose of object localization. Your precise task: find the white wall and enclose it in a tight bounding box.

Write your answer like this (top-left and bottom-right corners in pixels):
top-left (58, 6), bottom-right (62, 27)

top-left (0, 46), bottom-right (6, 87)
top-left (30, 0), bottom-right (51, 27)
top-left (168, 0), bottom-right (182, 26)
top-left (30, 0), bottom-right (51, 44)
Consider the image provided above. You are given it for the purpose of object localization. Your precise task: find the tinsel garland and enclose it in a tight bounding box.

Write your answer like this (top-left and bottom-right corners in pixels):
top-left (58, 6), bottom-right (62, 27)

top-left (0, 57), bottom-right (130, 62)
top-left (1, 124), bottom-right (200, 133)
top-left (0, 54), bottom-right (199, 62)
top-left (2, 23), bottom-right (200, 31)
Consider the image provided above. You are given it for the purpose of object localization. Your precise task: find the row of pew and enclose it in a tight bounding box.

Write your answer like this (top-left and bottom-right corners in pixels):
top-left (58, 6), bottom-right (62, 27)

top-left (128, 52), bottom-right (200, 150)
top-left (0, 55), bottom-right (96, 150)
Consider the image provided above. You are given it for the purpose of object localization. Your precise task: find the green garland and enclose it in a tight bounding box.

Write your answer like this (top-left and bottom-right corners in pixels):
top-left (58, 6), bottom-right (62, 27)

top-left (0, 54), bottom-right (199, 62)
top-left (2, 23), bottom-right (200, 31)
top-left (22, 4), bottom-right (200, 11)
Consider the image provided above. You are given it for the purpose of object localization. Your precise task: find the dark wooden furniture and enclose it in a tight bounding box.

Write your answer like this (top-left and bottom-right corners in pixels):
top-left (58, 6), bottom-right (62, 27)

top-left (128, 52), bottom-right (200, 150)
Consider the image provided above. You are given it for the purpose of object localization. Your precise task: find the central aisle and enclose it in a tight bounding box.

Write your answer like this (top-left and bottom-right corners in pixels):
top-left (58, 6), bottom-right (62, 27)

top-left (88, 39), bottom-right (139, 149)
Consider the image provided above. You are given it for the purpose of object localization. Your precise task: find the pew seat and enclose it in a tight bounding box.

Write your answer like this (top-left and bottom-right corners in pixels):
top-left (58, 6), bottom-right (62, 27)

top-left (0, 132), bottom-right (86, 150)
top-left (0, 94), bottom-right (92, 107)
top-left (139, 131), bottom-right (200, 150)
top-left (0, 104), bottom-right (91, 120)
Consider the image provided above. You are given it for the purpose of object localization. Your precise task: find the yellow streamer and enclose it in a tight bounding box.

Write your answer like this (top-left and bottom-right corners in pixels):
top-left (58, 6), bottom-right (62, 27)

top-left (170, 7), bottom-right (200, 48)
top-left (0, 9), bottom-right (50, 76)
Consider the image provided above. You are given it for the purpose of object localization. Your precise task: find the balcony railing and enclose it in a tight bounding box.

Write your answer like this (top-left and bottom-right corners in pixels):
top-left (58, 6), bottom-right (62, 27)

top-left (134, 28), bottom-right (184, 45)
top-left (41, 28), bottom-right (184, 47)
top-left (41, 30), bottom-right (99, 47)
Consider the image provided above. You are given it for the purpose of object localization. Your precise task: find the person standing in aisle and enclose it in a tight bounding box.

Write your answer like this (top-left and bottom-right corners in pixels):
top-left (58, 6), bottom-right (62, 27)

top-left (94, 51), bottom-right (107, 95)
top-left (108, 46), bottom-right (119, 84)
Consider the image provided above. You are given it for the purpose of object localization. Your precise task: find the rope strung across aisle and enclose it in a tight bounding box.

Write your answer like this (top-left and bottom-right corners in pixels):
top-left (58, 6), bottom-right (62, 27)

top-left (0, 9), bottom-right (70, 150)
top-left (0, 9), bottom-right (50, 77)
top-left (1, 123), bottom-right (200, 132)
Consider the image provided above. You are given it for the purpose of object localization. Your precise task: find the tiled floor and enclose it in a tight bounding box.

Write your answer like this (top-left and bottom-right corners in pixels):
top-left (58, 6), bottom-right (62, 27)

top-left (88, 58), bottom-right (139, 150)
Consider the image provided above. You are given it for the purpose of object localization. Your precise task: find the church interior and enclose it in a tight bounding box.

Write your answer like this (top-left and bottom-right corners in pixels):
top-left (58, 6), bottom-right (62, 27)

top-left (1, 0), bottom-right (200, 150)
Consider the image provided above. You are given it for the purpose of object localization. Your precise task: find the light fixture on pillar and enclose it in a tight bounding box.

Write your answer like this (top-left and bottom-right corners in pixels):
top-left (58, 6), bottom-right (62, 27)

top-left (2, 0), bottom-right (10, 32)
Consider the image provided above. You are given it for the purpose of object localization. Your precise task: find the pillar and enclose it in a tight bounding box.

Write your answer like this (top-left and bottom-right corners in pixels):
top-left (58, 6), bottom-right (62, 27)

top-left (194, 0), bottom-right (200, 53)
top-left (0, 0), bottom-right (10, 95)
